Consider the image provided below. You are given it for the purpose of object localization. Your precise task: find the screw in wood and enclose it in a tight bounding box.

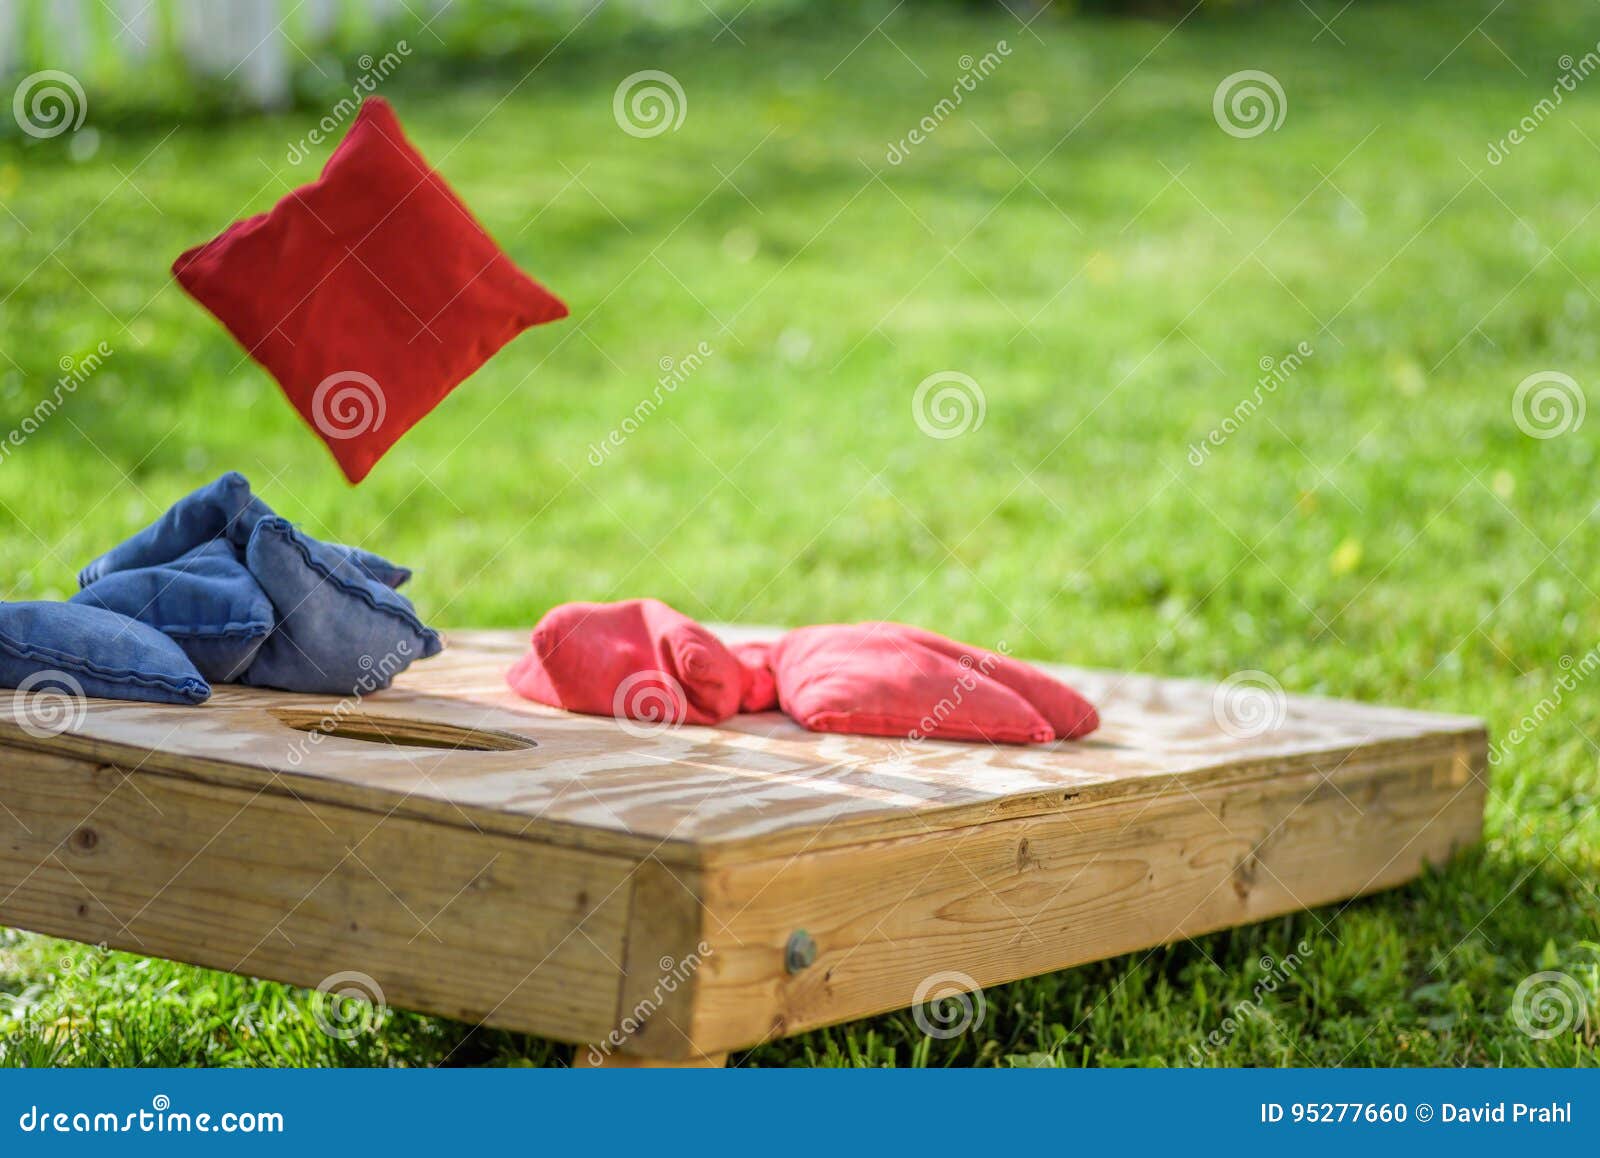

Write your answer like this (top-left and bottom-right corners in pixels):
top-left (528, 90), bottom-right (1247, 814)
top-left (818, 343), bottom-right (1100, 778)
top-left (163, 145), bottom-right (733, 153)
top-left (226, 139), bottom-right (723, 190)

top-left (785, 929), bottom-right (818, 974)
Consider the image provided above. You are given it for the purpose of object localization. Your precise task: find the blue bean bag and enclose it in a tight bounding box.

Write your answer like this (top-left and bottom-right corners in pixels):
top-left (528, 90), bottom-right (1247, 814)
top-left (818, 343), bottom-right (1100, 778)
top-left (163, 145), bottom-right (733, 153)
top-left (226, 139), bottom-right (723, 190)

top-left (76, 472), bottom-right (438, 695)
top-left (239, 518), bottom-right (441, 696)
top-left (72, 539), bottom-right (274, 683)
top-left (79, 472), bottom-right (412, 592)
top-left (77, 471), bottom-right (269, 588)
top-left (0, 601), bottom-right (210, 705)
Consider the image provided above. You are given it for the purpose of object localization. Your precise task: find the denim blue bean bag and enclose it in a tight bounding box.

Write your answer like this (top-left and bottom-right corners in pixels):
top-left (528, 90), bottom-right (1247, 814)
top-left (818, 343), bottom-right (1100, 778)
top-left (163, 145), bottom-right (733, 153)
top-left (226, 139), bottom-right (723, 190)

top-left (323, 543), bottom-right (412, 591)
top-left (76, 472), bottom-right (438, 696)
top-left (240, 518), bottom-right (441, 695)
top-left (79, 472), bottom-right (413, 592)
top-left (78, 472), bottom-right (270, 588)
top-left (72, 539), bottom-right (274, 683)
top-left (0, 601), bottom-right (211, 705)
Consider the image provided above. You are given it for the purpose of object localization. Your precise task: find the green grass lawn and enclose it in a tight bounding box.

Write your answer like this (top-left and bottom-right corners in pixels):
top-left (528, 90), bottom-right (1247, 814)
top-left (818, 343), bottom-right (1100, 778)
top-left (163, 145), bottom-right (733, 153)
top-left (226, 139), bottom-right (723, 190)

top-left (1, 0), bottom-right (1598, 1066)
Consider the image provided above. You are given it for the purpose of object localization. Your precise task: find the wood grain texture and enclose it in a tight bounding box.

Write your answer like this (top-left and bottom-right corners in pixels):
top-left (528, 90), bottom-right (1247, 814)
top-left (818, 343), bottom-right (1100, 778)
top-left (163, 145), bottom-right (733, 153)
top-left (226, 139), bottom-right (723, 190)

top-left (604, 857), bottom-right (707, 1062)
top-left (0, 629), bottom-right (1489, 1058)
top-left (685, 735), bottom-right (1486, 1054)
top-left (0, 748), bottom-right (633, 1045)
top-left (0, 629), bottom-right (1486, 867)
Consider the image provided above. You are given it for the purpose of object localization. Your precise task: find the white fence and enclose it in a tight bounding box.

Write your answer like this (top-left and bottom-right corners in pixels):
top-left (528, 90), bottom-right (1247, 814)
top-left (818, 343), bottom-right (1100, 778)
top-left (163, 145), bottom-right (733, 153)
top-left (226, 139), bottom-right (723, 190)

top-left (0, 0), bottom-right (645, 107)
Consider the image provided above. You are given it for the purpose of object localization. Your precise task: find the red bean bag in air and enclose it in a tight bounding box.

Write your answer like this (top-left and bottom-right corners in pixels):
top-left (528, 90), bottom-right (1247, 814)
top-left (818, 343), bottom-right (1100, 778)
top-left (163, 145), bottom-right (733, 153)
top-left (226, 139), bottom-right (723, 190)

top-left (173, 97), bottom-right (567, 484)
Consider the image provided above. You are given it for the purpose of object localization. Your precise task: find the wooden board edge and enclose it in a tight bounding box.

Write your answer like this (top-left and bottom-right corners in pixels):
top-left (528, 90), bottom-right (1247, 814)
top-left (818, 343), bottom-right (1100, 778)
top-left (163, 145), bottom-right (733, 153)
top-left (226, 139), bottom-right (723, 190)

top-left (581, 857), bottom-right (716, 1064)
top-left (0, 747), bottom-right (643, 1047)
top-left (693, 727), bottom-right (1489, 866)
top-left (683, 736), bottom-right (1488, 1054)
top-left (0, 724), bottom-right (706, 868)
top-left (0, 702), bottom-right (1487, 873)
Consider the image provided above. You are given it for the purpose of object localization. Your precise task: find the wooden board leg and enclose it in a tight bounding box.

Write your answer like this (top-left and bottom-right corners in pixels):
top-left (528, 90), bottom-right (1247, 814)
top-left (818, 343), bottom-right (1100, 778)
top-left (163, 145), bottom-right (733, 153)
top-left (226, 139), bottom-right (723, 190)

top-left (573, 1048), bottom-right (727, 1069)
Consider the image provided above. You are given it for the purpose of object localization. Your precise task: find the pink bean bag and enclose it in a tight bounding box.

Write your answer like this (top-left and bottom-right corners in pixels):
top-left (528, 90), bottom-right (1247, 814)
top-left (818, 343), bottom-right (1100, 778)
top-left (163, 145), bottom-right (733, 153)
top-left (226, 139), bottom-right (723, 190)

top-left (506, 599), bottom-right (745, 727)
top-left (507, 601), bottom-right (1098, 746)
top-left (731, 640), bottom-right (779, 713)
top-left (770, 622), bottom-right (1098, 745)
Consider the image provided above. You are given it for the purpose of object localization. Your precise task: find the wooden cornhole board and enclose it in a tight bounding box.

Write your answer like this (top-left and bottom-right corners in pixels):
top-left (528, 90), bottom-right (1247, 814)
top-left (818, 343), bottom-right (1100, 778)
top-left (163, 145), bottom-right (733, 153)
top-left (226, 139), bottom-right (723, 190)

top-left (0, 629), bottom-right (1486, 1066)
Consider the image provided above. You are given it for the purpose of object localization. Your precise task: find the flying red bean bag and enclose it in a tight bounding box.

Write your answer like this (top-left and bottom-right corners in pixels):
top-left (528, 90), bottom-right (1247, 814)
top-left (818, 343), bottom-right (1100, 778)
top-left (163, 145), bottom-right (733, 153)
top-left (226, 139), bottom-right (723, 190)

top-left (770, 622), bottom-right (1099, 744)
top-left (507, 599), bottom-right (745, 727)
top-left (173, 97), bottom-right (567, 485)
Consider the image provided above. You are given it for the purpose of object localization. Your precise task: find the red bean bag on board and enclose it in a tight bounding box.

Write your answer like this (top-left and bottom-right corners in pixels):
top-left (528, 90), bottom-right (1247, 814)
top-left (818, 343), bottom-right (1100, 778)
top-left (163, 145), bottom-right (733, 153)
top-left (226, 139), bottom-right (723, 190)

top-left (506, 599), bottom-right (745, 727)
top-left (769, 622), bottom-right (1098, 745)
top-left (506, 603), bottom-right (1098, 745)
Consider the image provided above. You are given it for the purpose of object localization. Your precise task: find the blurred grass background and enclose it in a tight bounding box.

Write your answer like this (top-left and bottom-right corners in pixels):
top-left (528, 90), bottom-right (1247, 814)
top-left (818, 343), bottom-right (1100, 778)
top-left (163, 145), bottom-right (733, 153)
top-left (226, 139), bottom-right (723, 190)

top-left (1, 0), bottom-right (1597, 1065)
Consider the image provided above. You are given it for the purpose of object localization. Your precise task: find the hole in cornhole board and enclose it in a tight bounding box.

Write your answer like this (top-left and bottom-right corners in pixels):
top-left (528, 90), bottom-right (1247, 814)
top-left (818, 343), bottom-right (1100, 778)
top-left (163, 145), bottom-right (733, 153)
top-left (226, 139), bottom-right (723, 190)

top-left (270, 708), bottom-right (536, 753)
